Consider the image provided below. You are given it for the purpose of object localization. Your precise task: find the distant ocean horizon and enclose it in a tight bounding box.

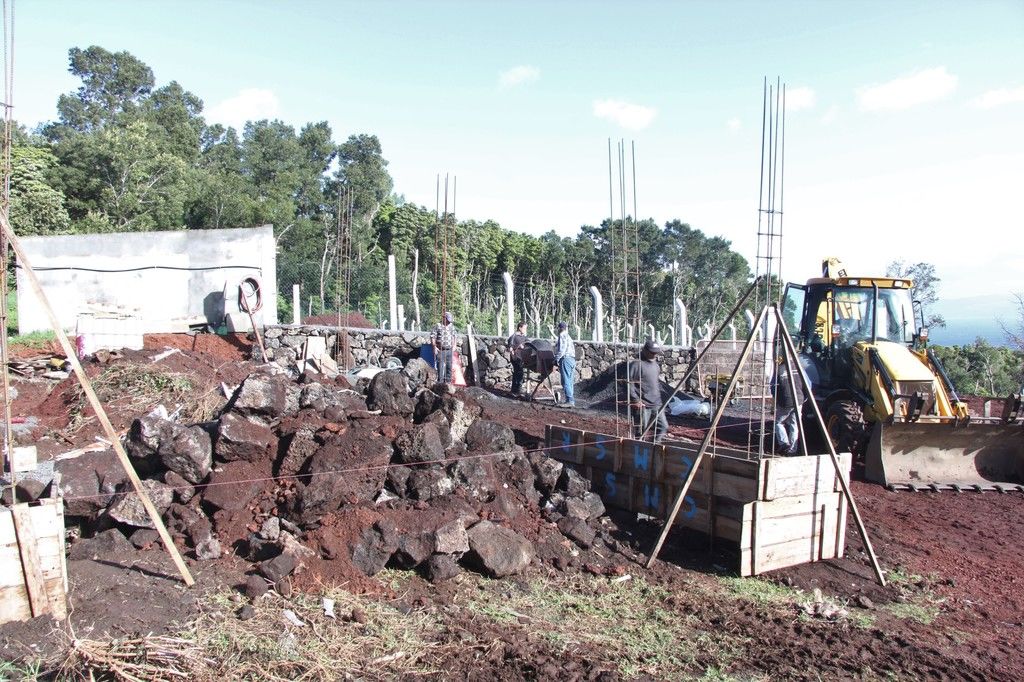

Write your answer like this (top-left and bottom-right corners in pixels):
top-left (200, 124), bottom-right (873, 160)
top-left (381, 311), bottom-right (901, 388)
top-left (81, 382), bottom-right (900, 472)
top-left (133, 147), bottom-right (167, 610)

top-left (930, 295), bottom-right (1018, 348)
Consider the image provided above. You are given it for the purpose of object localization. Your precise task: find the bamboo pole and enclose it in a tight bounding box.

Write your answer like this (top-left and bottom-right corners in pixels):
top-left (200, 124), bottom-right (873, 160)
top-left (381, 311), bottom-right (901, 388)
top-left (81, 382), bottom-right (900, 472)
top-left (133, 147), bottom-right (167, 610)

top-left (0, 214), bottom-right (195, 586)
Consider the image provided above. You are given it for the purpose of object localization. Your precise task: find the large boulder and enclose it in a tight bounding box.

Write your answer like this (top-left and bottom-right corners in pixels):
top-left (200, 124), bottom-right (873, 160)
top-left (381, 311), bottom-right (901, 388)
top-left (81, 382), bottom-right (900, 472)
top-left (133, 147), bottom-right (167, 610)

top-left (366, 371), bottom-right (414, 417)
top-left (215, 412), bottom-right (275, 463)
top-left (392, 532), bottom-right (434, 569)
top-left (68, 528), bottom-right (133, 561)
top-left (107, 479), bottom-right (174, 528)
top-left (296, 425), bottom-right (393, 521)
top-left (412, 389), bottom-right (441, 423)
top-left (230, 374), bottom-right (289, 418)
top-left (438, 395), bottom-right (479, 442)
top-left (433, 518), bottom-right (470, 555)
top-left (56, 448), bottom-right (127, 518)
top-left (402, 358), bottom-right (435, 392)
top-left (529, 453), bottom-right (564, 497)
top-left (448, 458), bottom-right (498, 502)
top-left (393, 423), bottom-right (445, 464)
top-left (465, 419), bottom-right (516, 456)
top-left (465, 521), bottom-right (535, 578)
top-left (127, 415), bottom-right (212, 484)
top-left (351, 520), bottom-right (399, 576)
top-left (407, 467), bottom-right (455, 501)
top-left (277, 423), bottom-right (320, 477)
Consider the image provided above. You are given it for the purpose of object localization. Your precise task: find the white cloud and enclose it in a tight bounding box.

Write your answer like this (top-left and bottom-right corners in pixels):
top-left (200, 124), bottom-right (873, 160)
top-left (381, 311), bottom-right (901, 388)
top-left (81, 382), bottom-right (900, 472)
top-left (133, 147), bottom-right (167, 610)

top-left (786, 86), bottom-right (816, 111)
top-left (727, 116), bottom-right (741, 131)
top-left (857, 67), bottom-right (958, 112)
top-left (592, 99), bottom-right (657, 130)
top-left (206, 88), bottom-right (281, 129)
top-left (498, 65), bottom-right (540, 89)
top-left (971, 86), bottom-right (1024, 109)
top-left (820, 105), bottom-right (840, 125)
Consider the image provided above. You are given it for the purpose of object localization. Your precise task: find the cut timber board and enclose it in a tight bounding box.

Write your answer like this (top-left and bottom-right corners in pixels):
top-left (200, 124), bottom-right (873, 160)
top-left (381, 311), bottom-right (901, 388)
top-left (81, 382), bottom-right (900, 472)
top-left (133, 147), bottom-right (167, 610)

top-left (0, 500), bottom-right (68, 624)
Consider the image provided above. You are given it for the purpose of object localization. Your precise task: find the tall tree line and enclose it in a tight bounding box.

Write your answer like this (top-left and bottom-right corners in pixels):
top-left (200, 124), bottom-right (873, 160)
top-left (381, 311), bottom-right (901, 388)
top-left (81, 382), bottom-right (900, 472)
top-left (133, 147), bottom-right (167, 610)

top-left (11, 45), bottom-right (753, 338)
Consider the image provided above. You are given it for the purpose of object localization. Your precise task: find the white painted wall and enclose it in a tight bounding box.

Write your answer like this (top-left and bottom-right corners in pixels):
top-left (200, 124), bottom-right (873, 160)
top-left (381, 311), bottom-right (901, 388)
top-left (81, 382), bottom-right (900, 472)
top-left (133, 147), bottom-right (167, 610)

top-left (16, 225), bottom-right (277, 334)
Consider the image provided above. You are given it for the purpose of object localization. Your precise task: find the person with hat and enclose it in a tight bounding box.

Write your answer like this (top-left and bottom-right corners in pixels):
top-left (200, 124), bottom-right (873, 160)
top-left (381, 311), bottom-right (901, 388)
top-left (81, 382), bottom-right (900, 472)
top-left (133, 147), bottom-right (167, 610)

top-left (431, 311), bottom-right (458, 384)
top-left (630, 339), bottom-right (668, 443)
top-left (554, 321), bottom-right (576, 407)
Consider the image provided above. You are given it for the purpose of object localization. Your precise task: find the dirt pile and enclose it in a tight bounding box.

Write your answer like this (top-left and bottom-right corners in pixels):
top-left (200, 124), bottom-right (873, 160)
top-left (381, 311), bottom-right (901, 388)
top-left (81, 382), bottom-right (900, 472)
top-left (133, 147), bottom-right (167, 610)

top-left (44, 352), bottom-right (626, 599)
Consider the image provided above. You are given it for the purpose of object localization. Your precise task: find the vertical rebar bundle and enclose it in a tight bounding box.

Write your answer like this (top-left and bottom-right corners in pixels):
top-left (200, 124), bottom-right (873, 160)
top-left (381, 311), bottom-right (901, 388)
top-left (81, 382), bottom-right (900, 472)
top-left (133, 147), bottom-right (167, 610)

top-left (0, 0), bottom-right (14, 494)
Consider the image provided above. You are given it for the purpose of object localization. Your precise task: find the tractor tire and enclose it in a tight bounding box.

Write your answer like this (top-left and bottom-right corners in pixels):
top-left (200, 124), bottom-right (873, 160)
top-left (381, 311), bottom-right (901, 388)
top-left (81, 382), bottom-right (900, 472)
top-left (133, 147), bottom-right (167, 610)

top-left (825, 400), bottom-right (867, 456)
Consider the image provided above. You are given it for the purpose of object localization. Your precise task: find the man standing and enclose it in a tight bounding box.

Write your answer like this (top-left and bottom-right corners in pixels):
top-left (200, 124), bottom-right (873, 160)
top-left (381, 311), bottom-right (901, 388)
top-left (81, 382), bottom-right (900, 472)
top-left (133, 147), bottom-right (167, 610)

top-left (630, 339), bottom-right (668, 444)
top-left (554, 321), bottom-right (576, 408)
top-left (507, 321), bottom-right (528, 396)
top-left (431, 311), bottom-right (458, 384)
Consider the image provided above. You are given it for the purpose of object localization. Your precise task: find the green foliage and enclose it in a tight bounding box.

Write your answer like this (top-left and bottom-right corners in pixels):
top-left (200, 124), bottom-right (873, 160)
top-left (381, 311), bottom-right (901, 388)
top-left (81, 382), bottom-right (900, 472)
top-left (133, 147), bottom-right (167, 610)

top-left (886, 260), bottom-right (945, 328)
top-left (22, 44), bottom-right (754, 339)
top-left (933, 340), bottom-right (1023, 397)
top-left (9, 145), bottom-right (72, 235)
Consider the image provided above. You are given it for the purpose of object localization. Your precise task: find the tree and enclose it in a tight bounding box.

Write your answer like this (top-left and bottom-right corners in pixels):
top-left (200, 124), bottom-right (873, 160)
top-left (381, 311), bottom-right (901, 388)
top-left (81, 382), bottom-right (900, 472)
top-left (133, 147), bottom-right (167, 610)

top-left (51, 46), bottom-right (155, 135)
top-left (335, 134), bottom-right (393, 258)
top-left (886, 260), bottom-right (945, 328)
top-left (9, 146), bottom-right (72, 235)
top-left (933, 339), bottom-right (1023, 397)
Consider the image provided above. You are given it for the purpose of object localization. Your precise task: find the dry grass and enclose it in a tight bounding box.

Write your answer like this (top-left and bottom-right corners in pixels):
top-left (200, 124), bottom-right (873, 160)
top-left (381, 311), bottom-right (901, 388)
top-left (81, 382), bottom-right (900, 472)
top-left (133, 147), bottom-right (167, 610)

top-left (48, 588), bottom-right (460, 681)
top-left (66, 363), bottom-right (221, 432)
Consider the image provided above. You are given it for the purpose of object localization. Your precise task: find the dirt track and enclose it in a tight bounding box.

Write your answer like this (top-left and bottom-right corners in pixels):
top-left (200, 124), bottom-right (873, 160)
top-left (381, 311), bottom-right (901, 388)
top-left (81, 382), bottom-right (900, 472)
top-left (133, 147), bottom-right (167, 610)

top-left (1, 333), bottom-right (1022, 680)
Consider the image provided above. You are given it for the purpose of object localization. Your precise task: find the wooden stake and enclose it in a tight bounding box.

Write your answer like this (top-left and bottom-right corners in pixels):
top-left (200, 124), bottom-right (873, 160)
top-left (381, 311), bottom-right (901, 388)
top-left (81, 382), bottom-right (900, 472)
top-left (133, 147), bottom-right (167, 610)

top-left (0, 215), bottom-right (195, 586)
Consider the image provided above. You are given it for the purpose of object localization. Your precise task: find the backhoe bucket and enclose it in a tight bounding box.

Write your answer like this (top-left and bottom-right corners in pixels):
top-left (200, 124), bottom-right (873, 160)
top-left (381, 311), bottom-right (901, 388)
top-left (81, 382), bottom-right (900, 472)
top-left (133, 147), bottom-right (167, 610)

top-left (865, 421), bottom-right (1024, 491)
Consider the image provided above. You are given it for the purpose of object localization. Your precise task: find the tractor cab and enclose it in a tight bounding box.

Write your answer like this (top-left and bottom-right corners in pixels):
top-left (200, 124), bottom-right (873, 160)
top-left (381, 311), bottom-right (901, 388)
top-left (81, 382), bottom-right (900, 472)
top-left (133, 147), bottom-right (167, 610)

top-left (781, 276), bottom-right (916, 392)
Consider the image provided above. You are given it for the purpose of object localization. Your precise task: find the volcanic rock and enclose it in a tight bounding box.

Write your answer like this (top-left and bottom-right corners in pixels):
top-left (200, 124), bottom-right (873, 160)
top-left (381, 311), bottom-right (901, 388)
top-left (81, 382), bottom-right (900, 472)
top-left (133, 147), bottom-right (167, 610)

top-left (216, 412), bottom-right (274, 463)
top-left (394, 422), bottom-right (445, 464)
top-left (465, 419), bottom-right (516, 455)
top-left (56, 448), bottom-right (126, 518)
top-left (366, 370), bottom-right (414, 416)
top-left (107, 479), bottom-right (174, 528)
top-left (557, 467), bottom-right (590, 497)
top-left (557, 516), bottom-right (596, 548)
top-left (465, 520), bottom-right (535, 578)
top-left (231, 374), bottom-right (289, 418)
top-left (433, 518), bottom-right (470, 555)
top-left (402, 358), bottom-right (435, 391)
top-left (202, 461), bottom-right (265, 511)
top-left (351, 520), bottom-right (399, 576)
top-left (68, 528), bottom-right (134, 561)
top-left (407, 467), bottom-right (455, 501)
top-left (425, 553), bottom-right (462, 582)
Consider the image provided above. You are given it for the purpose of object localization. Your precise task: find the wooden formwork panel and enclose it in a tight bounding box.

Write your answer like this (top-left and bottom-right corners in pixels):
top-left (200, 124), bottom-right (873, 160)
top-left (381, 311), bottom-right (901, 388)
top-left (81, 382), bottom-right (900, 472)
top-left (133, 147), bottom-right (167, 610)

top-left (546, 426), bottom-right (852, 577)
top-left (0, 499), bottom-right (68, 625)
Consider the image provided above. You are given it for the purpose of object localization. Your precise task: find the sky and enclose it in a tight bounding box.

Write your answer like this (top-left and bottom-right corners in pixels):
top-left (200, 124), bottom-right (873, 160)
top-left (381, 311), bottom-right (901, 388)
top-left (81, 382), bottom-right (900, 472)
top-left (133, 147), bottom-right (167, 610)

top-left (12, 0), bottom-right (1024, 338)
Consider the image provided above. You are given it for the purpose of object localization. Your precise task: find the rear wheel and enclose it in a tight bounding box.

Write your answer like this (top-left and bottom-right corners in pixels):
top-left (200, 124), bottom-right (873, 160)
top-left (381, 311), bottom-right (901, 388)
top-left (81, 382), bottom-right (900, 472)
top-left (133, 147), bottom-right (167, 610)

top-left (825, 400), bottom-right (867, 456)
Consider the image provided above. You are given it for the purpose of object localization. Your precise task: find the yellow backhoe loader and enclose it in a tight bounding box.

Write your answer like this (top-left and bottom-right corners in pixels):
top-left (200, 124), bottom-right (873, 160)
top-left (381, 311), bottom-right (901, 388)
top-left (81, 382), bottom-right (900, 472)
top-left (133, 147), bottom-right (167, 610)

top-left (780, 259), bottom-right (1023, 491)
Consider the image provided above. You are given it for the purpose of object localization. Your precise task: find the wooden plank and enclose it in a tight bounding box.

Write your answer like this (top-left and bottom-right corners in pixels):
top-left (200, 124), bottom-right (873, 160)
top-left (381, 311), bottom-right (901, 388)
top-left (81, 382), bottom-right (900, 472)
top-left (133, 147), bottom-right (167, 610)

top-left (589, 469), bottom-right (632, 510)
top-left (761, 453), bottom-right (852, 501)
top-left (12, 505), bottom-right (53, 617)
top-left (745, 492), bottom-right (843, 520)
top-left (0, 505), bottom-right (64, 546)
top-left (750, 506), bottom-right (841, 547)
top-left (0, 584), bottom-right (32, 624)
top-left (581, 435), bottom-right (620, 472)
top-left (835, 493), bottom-right (849, 557)
top-left (712, 453), bottom-right (763, 477)
top-left (741, 534), bottom-right (834, 576)
top-left (620, 440), bottom-right (661, 481)
top-left (547, 426), bottom-right (584, 464)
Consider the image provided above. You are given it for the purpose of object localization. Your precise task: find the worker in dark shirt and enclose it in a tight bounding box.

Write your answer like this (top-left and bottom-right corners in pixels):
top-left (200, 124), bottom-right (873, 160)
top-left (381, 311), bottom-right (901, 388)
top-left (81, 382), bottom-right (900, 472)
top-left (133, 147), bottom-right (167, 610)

top-left (629, 339), bottom-right (668, 444)
top-left (507, 321), bottom-right (528, 396)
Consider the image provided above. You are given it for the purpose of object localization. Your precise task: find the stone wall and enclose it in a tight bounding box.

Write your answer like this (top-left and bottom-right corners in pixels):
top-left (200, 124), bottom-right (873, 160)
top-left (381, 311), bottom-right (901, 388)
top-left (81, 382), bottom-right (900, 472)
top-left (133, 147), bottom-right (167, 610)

top-left (261, 325), bottom-right (747, 395)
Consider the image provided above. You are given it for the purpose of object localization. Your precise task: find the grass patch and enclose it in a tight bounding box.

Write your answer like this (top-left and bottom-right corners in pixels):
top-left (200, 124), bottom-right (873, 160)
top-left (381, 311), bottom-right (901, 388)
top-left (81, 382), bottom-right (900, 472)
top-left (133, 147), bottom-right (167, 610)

top-left (0, 657), bottom-right (43, 681)
top-left (6, 330), bottom-right (56, 352)
top-left (880, 568), bottom-right (944, 625)
top-left (463, 573), bottom-right (743, 679)
top-left (881, 600), bottom-right (941, 625)
top-left (717, 576), bottom-right (804, 606)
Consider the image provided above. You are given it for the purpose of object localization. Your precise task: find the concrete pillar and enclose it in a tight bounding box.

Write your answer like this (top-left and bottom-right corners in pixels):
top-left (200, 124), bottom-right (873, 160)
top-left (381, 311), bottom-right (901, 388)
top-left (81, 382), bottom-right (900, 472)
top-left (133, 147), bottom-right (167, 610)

top-left (685, 324), bottom-right (693, 346)
top-left (669, 326), bottom-right (676, 346)
top-left (647, 323), bottom-right (656, 342)
top-left (675, 298), bottom-right (688, 347)
top-left (728, 322), bottom-right (737, 349)
top-left (292, 284), bottom-right (301, 325)
top-left (502, 272), bottom-right (514, 339)
top-left (397, 304), bottom-right (405, 332)
top-left (387, 254), bottom-right (398, 331)
top-left (744, 309), bottom-right (755, 331)
top-left (589, 286), bottom-right (604, 342)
